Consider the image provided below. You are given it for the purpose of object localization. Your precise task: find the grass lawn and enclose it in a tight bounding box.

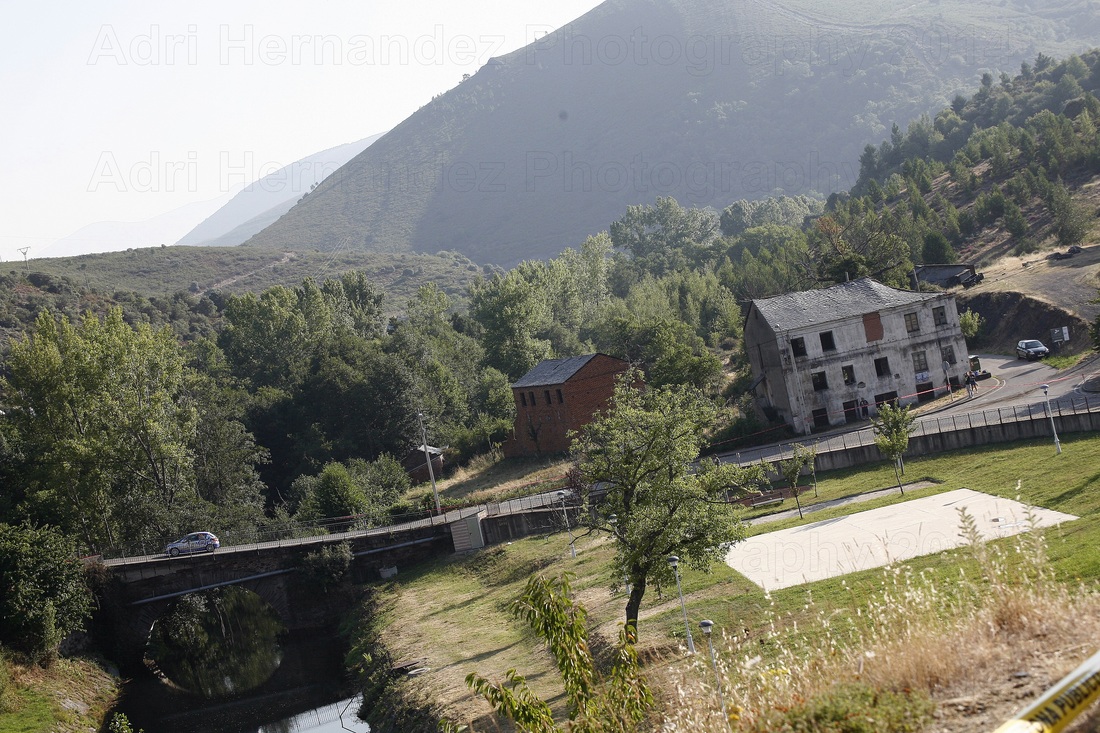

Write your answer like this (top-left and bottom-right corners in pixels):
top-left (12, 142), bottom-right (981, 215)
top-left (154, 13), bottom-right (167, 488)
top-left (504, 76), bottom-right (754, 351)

top-left (375, 433), bottom-right (1100, 727)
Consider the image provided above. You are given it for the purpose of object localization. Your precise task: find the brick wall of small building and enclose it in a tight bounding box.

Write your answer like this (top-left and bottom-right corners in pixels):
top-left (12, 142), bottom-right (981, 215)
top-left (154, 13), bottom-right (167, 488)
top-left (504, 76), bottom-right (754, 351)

top-left (505, 355), bottom-right (628, 456)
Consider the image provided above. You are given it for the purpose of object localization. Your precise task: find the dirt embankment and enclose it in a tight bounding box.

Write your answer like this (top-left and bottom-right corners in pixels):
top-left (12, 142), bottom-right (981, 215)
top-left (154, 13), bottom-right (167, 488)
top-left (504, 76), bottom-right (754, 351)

top-left (956, 290), bottom-right (1092, 355)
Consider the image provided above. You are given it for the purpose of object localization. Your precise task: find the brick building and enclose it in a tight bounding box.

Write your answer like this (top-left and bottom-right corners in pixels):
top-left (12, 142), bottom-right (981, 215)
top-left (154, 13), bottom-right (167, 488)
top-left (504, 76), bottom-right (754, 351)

top-left (503, 354), bottom-right (629, 457)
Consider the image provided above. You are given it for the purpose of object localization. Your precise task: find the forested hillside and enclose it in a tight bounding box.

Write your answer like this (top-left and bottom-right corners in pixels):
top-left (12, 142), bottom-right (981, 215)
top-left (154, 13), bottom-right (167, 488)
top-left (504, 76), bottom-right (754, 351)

top-left (245, 0), bottom-right (1100, 265)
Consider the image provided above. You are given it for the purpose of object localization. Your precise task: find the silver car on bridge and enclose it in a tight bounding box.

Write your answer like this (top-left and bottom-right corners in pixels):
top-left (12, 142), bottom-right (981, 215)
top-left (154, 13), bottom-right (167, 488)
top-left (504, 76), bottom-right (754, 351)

top-left (165, 531), bottom-right (220, 557)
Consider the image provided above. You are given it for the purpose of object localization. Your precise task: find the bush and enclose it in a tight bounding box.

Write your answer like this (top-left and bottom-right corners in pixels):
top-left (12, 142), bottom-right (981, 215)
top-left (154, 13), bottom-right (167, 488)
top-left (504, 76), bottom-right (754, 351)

top-left (0, 653), bottom-right (11, 713)
top-left (754, 683), bottom-right (934, 733)
top-left (299, 542), bottom-right (353, 592)
top-left (0, 523), bottom-right (92, 665)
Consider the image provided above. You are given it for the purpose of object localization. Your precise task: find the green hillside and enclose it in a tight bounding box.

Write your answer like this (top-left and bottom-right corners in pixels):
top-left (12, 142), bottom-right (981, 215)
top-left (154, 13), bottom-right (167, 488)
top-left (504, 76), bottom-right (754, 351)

top-left (244, 0), bottom-right (1100, 265)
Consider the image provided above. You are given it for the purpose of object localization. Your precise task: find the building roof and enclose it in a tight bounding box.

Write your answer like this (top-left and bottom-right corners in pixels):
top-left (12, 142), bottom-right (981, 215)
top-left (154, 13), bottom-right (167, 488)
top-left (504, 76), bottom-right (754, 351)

top-left (512, 354), bottom-right (605, 388)
top-left (750, 278), bottom-right (940, 332)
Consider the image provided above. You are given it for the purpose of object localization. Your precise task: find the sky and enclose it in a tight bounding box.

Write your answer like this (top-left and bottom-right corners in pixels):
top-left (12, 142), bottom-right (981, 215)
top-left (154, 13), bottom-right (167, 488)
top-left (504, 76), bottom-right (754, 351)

top-left (0, 0), bottom-right (603, 263)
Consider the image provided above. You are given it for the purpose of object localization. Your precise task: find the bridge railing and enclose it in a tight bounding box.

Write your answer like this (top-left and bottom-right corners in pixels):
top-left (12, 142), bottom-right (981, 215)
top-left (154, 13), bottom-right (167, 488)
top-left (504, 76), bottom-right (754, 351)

top-left (97, 506), bottom-right (451, 560)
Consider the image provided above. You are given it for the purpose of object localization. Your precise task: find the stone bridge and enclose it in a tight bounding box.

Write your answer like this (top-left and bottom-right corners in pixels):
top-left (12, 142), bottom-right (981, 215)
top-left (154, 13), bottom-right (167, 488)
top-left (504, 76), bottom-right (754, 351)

top-left (100, 501), bottom-right (573, 665)
top-left (104, 522), bottom-right (456, 665)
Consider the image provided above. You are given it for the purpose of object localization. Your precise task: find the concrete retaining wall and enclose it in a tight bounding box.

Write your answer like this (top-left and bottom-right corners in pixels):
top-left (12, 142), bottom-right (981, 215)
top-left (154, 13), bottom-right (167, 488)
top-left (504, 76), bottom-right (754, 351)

top-left (813, 412), bottom-right (1098, 472)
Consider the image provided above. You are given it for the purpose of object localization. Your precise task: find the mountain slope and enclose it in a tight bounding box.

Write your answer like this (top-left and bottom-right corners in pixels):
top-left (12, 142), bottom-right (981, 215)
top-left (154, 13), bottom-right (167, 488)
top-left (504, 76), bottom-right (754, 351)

top-left (244, 0), bottom-right (1100, 265)
top-left (40, 193), bottom-right (233, 259)
top-left (178, 134), bottom-right (383, 247)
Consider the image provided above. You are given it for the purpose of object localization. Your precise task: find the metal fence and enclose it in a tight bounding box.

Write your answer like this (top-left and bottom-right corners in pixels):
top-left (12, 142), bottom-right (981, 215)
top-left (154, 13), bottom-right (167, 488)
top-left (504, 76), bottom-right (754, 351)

top-left (722, 394), bottom-right (1100, 469)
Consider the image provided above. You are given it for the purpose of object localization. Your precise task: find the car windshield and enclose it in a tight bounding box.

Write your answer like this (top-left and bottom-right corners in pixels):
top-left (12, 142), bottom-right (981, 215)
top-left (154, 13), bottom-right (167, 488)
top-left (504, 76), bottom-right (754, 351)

top-left (1023, 340), bottom-right (1043, 348)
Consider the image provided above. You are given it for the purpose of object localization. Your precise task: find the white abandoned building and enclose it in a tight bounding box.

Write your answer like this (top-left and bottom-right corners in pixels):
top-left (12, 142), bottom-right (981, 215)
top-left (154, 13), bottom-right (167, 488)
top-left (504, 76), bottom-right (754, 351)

top-left (743, 278), bottom-right (970, 434)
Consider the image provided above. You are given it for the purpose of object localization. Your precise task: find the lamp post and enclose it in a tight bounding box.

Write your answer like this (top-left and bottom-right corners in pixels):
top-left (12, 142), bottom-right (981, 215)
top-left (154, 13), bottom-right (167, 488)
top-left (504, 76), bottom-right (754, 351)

top-left (1040, 384), bottom-right (1062, 455)
top-left (699, 620), bottom-right (729, 727)
top-left (556, 490), bottom-right (576, 558)
top-left (417, 411), bottom-right (441, 514)
top-left (668, 555), bottom-right (695, 653)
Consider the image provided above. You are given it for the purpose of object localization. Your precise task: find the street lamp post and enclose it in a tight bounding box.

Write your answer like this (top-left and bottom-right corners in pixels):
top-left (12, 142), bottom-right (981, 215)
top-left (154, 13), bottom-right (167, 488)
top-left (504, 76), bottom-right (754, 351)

top-left (699, 620), bottom-right (729, 728)
top-left (557, 490), bottom-right (576, 558)
top-left (667, 555), bottom-right (695, 653)
top-left (1040, 384), bottom-right (1062, 455)
top-left (417, 411), bottom-right (441, 514)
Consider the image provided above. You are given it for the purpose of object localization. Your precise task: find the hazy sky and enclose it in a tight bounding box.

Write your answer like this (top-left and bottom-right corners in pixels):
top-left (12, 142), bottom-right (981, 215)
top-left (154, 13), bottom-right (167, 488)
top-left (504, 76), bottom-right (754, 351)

top-left (0, 0), bottom-right (602, 262)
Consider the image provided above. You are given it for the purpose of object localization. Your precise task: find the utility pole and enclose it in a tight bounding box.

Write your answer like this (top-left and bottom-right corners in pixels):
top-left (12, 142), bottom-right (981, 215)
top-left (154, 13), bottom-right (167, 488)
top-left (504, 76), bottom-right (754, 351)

top-left (417, 411), bottom-right (442, 514)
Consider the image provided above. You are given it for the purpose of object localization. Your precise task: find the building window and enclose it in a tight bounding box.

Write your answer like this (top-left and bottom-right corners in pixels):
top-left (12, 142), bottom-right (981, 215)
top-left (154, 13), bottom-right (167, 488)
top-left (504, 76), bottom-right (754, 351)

top-left (791, 336), bottom-right (807, 357)
top-left (544, 390), bottom-right (552, 405)
top-left (942, 345), bottom-right (956, 365)
top-left (820, 331), bottom-right (836, 352)
top-left (875, 357), bottom-right (891, 377)
top-left (933, 306), bottom-right (947, 326)
top-left (912, 350), bottom-right (928, 372)
top-left (556, 389), bottom-right (564, 404)
top-left (528, 391), bottom-right (535, 406)
top-left (520, 392), bottom-right (527, 407)
top-left (842, 364), bottom-right (856, 385)
top-left (904, 312), bottom-right (920, 333)
top-left (811, 371), bottom-right (828, 391)
top-left (812, 408), bottom-right (830, 429)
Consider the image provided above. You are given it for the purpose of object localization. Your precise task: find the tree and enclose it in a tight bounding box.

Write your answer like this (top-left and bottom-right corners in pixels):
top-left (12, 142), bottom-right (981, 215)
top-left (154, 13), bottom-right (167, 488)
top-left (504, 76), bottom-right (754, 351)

top-left (810, 209), bottom-right (913, 287)
top-left (572, 372), bottom-right (768, 633)
top-left (2, 309), bottom-right (200, 552)
top-left (458, 573), bottom-right (653, 733)
top-left (294, 463), bottom-right (369, 521)
top-left (959, 308), bottom-right (985, 340)
top-left (609, 197), bottom-right (720, 276)
top-left (0, 523), bottom-right (92, 664)
top-left (871, 403), bottom-right (916, 494)
top-left (468, 272), bottom-right (552, 380)
top-left (778, 443), bottom-right (816, 519)
top-left (921, 231), bottom-right (955, 264)
top-left (593, 314), bottom-right (723, 390)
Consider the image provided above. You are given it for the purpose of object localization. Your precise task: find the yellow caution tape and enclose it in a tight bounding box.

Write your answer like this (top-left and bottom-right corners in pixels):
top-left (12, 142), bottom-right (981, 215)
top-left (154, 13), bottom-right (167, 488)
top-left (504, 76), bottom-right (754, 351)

top-left (992, 650), bottom-right (1100, 733)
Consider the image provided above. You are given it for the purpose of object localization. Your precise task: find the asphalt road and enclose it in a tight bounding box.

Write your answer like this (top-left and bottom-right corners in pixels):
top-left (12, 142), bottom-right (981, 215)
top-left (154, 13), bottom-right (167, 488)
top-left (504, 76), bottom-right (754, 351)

top-left (717, 352), bottom-right (1099, 467)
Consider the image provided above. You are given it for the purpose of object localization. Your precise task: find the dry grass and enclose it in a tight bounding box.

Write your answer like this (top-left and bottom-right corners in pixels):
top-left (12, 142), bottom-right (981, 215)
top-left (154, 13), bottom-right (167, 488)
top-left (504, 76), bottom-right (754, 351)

top-left (656, 509), bottom-right (1100, 732)
top-left (432, 453), bottom-right (573, 504)
top-left (0, 656), bottom-right (119, 733)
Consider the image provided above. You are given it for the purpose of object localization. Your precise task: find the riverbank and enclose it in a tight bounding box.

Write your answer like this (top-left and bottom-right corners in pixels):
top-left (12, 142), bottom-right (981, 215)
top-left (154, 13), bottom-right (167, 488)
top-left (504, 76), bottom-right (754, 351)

top-left (0, 655), bottom-right (119, 732)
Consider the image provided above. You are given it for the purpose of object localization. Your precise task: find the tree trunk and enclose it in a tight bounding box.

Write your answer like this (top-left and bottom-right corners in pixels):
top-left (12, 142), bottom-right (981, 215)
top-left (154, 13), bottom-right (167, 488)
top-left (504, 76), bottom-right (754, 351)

top-left (624, 572), bottom-right (647, 640)
top-left (894, 460), bottom-right (904, 494)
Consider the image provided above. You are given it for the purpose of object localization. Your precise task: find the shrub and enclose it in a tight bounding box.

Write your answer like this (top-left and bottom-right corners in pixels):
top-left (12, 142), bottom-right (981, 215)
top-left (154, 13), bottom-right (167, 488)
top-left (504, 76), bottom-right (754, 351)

top-left (299, 541), bottom-right (353, 592)
top-left (752, 683), bottom-right (934, 733)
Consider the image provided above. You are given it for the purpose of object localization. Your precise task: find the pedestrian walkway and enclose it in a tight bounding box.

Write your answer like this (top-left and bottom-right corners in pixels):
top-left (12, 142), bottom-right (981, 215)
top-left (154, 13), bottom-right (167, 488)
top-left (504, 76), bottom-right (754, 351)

top-left (749, 481), bottom-right (938, 526)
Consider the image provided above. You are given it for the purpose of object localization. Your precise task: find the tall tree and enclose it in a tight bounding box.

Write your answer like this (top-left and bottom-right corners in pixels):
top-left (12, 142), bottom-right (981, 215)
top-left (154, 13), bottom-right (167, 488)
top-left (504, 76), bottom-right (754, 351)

top-left (609, 197), bottom-right (720, 276)
top-left (572, 372), bottom-right (768, 633)
top-left (468, 272), bottom-right (552, 380)
top-left (2, 309), bottom-right (200, 552)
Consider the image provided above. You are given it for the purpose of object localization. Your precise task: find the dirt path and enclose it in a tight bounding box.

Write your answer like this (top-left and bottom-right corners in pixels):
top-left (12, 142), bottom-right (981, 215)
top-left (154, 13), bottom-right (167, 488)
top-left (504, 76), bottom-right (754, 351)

top-left (204, 251), bottom-right (295, 293)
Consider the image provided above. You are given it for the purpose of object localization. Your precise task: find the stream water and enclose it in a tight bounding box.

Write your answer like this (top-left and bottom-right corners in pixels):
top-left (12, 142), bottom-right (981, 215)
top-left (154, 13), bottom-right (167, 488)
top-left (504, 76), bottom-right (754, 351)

top-left (108, 588), bottom-right (369, 732)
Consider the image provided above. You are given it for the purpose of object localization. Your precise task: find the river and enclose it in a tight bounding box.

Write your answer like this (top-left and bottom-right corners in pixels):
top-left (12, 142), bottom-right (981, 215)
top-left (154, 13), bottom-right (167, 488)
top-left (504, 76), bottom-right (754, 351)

top-left (108, 587), bottom-right (369, 732)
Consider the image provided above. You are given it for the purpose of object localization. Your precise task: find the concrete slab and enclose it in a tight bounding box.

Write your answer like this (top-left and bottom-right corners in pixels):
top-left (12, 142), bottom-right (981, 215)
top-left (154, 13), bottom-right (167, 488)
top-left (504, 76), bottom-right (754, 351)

top-left (725, 488), bottom-right (1078, 590)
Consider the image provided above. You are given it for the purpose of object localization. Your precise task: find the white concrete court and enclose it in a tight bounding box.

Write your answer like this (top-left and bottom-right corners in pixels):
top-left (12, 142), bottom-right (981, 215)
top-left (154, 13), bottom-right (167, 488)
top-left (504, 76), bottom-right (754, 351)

top-left (725, 488), bottom-right (1078, 590)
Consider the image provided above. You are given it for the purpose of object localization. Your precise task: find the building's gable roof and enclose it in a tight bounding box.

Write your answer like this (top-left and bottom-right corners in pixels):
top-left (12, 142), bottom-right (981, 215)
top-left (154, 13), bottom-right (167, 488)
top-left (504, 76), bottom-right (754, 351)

top-left (750, 278), bottom-right (939, 332)
top-left (512, 354), bottom-right (611, 388)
